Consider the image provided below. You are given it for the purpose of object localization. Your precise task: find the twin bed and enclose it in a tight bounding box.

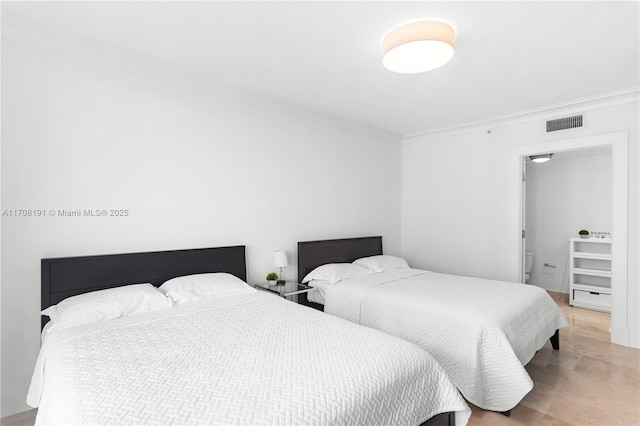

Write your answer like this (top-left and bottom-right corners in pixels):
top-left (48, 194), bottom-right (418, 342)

top-left (297, 236), bottom-right (568, 413)
top-left (29, 245), bottom-right (470, 426)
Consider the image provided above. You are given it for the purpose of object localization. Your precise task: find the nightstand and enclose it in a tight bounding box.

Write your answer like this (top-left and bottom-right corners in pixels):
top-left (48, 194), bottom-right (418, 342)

top-left (253, 281), bottom-right (314, 303)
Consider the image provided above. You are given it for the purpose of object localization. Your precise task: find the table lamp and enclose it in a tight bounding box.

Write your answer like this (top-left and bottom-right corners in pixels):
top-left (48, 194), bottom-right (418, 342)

top-left (273, 250), bottom-right (288, 286)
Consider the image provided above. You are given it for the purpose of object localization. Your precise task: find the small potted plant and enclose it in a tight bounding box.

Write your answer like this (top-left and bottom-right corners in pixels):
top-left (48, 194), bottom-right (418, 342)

top-left (578, 229), bottom-right (590, 239)
top-left (266, 272), bottom-right (278, 285)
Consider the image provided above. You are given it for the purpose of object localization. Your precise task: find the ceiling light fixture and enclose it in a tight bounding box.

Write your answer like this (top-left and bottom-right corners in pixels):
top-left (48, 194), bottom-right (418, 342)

top-left (529, 154), bottom-right (553, 163)
top-left (382, 20), bottom-right (456, 74)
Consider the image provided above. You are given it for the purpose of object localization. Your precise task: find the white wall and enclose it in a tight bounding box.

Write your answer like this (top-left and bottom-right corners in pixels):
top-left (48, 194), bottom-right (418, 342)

top-left (401, 96), bottom-right (639, 349)
top-left (525, 150), bottom-right (613, 293)
top-left (401, 129), bottom-right (512, 280)
top-left (0, 37), bottom-right (402, 416)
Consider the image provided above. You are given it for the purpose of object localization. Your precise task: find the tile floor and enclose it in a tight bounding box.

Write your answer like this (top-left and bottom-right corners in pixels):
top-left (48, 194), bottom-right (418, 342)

top-left (468, 292), bottom-right (639, 425)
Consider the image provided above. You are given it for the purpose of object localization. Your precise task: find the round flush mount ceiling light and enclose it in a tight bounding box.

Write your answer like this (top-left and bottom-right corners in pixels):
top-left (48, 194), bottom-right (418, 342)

top-left (529, 154), bottom-right (554, 163)
top-left (382, 20), bottom-right (456, 74)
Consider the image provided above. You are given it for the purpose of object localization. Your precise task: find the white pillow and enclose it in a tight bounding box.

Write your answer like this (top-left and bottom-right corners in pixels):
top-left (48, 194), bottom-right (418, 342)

top-left (159, 273), bottom-right (255, 304)
top-left (301, 263), bottom-right (371, 284)
top-left (353, 255), bottom-right (409, 273)
top-left (41, 283), bottom-right (172, 334)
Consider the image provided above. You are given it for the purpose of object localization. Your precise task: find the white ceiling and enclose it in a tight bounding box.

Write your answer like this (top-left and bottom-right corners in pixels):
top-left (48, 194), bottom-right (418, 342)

top-left (3, 1), bottom-right (639, 137)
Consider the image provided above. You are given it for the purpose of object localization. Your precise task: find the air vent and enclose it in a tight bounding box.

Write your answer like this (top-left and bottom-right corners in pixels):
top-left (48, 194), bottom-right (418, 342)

top-left (546, 115), bottom-right (583, 132)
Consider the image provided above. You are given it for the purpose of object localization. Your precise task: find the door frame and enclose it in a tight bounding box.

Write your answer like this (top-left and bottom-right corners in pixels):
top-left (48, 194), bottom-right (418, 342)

top-left (521, 156), bottom-right (527, 284)
top-left (509, 131), bottom-right (629, 346)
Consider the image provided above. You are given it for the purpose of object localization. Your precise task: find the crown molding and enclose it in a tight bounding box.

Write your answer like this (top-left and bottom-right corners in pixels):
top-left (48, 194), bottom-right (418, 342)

top-left (5, 13), bottom-right (635, 147)
top-left (2, 13), bottom-right (402, 145)
top-left (402, 88), bottom-right (640, 144)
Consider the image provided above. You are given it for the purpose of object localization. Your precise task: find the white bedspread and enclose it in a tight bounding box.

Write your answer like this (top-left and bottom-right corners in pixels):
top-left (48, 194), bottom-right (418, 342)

top-left (307, 280), bottom-right (331, 305)
top-left (28, 290), bottom-right (470, 426)
top-left (324, 269), bottom-right (569, 411)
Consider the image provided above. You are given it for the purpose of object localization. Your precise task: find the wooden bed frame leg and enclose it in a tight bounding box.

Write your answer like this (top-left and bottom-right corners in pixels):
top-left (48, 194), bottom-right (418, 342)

top-left (550, 329), bottom-right (560, 350)
top-left (500, 410), bottom-right (511, 417)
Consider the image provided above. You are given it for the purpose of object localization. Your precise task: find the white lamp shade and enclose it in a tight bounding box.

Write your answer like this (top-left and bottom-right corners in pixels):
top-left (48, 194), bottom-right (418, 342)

top-left (273, 250), bottom-right (288, 267)
top-left (382, 20), bottom-right (455, 74)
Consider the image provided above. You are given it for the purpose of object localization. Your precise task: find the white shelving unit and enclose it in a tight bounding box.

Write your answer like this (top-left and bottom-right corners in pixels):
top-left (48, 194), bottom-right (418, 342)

top-left (569, 237), bottom-right (612, 313)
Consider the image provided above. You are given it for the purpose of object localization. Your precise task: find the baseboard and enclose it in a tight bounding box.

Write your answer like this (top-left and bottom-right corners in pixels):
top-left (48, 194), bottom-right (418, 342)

top-left (611, 326), bottom-right (630, 347)
top-left (1, 387), bottom-right (30, 418)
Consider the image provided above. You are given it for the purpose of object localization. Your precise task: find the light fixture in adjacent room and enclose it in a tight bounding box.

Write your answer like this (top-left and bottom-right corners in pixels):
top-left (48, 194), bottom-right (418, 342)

top-left (382, 20), bottom-right (456, 74)
top-left (529, 154), bottom-right (553, 163)
top-left (273, 250), bottom-right (288, 285)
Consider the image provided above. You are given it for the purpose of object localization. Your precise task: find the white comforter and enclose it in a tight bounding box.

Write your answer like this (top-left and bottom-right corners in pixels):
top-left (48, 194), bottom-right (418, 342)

top-left (28, 290), bottom-right (470, 426)
top-left (324, 269), bottom-right (569, 412)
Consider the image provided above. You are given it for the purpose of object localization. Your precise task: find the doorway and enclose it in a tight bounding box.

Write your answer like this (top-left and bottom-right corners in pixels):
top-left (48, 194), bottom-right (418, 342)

top-left (509, 131), bottom-right (629, 346)
top-left (524, 147), bottom-right (612, 301)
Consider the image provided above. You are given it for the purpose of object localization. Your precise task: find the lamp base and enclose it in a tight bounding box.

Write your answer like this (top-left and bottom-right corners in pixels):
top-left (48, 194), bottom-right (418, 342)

top-left (276, 280), bottom-right (286, 286)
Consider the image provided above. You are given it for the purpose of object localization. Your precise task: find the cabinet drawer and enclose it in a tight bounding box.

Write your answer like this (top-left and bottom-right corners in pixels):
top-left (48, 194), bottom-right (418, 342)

top-left (573, 289), bottom-right (611, 312)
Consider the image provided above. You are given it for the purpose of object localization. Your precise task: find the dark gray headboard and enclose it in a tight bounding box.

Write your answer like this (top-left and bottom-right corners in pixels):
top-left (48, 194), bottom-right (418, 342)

top-left (297, 236), bottom-right (383, 283)
top-left (41, 245), bottom-right (246, 327)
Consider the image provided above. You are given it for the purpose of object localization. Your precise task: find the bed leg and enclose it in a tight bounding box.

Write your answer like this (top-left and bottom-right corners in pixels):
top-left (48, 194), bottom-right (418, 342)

top-left (550, 329), bottom-right (560, 350)
top-left (418, 411), bottom-right (455, 426)
top-left (500, 410), bottom-right (511, 417)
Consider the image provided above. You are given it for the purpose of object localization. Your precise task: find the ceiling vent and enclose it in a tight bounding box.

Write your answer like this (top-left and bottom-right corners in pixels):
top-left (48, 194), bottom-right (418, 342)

top-left (546, 115), bottom-right (583, 132)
